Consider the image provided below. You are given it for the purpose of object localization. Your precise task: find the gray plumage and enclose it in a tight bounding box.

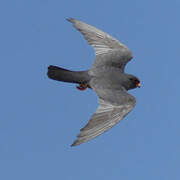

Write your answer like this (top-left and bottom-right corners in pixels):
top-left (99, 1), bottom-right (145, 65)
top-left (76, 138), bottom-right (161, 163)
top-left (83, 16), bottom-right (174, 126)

top-left (47, 18), bottom-right (140, 146)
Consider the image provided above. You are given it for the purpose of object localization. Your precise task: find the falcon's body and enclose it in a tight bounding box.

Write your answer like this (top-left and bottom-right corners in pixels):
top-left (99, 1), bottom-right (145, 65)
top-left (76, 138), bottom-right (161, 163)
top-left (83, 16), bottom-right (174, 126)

top-left (47, 18), bottom-right (140, 146)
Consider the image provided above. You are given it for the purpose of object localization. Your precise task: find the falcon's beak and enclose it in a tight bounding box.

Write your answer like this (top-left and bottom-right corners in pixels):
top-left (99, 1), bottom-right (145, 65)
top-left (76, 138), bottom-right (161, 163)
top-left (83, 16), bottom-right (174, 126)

top-left (136, 83), bottom-right (141, 88)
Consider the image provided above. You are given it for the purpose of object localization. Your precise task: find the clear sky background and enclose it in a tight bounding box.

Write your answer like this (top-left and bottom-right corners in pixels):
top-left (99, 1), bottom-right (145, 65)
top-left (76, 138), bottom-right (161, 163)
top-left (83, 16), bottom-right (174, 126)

top-left (0, 0), bottom-right (179, 179)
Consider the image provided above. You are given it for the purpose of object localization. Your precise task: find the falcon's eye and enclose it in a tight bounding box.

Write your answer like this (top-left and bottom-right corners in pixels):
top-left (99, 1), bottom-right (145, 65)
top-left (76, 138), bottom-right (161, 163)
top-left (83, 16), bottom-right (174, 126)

top-left (134, 79), bottom-right (140, 84)
top-left (130, 78), bottom-right (139, 83)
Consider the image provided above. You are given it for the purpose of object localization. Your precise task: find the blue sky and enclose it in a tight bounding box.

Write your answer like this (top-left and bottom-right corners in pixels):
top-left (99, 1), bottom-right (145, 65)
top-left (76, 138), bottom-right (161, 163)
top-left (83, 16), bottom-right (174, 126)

top-left (0, 0), bottom-right (179, 179)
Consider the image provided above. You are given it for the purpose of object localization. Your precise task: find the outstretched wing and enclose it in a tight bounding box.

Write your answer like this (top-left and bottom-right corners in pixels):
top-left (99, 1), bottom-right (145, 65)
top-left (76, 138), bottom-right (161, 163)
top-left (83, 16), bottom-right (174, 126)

top-left (67, 18), bottom-right (133, 72)
top-left (71, 88), bottom-right (136, 146)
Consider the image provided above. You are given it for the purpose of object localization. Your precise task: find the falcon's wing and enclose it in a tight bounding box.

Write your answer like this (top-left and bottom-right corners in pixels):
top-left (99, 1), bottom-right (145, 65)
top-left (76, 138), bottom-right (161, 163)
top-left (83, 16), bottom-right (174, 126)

top-left (71, 88), bottom-right (136, 146)
top-left (67, 18), bottom-right (133, 72)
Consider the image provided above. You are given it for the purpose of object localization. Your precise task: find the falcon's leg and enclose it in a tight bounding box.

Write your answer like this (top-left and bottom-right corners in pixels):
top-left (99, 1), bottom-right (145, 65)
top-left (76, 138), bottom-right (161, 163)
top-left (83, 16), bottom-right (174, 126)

top-left (76, 84), bottom-right (88, 91)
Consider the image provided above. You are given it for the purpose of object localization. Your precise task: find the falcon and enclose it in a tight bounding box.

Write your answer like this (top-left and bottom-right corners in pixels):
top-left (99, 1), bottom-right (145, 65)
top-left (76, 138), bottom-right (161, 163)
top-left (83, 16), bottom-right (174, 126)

top-left (47, 18), bottom-right (140, 146)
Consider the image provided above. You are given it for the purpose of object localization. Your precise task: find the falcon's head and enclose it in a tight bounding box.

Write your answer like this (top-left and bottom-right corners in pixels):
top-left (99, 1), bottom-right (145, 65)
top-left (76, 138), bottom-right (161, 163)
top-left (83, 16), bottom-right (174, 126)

top-left (123, 74), bottom-right (140, 90)
top-left (129, 76), bottom-right (140, 89)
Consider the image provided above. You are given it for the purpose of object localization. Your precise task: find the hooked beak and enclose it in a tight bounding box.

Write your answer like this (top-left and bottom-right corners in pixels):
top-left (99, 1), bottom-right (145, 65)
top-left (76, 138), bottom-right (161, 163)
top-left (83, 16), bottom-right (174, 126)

top-left (136, 83), bottom-right (141, 88)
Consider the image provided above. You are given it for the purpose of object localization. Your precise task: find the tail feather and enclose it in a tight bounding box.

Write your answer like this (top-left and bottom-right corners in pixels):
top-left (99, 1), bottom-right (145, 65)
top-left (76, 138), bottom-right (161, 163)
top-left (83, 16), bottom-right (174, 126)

top-left (47, 65), bottom-right (90, 84)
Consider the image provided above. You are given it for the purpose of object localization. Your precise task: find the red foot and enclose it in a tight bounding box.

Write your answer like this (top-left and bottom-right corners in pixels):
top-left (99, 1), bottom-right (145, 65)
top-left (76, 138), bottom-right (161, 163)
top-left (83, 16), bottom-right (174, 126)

top-left (76, 84), bottom-right (87, 91)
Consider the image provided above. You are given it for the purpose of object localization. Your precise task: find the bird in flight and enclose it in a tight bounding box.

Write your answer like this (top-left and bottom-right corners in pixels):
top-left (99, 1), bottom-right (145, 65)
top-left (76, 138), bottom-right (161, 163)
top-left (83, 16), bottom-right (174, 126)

top-left (47, 18), bottom-right (140, 146)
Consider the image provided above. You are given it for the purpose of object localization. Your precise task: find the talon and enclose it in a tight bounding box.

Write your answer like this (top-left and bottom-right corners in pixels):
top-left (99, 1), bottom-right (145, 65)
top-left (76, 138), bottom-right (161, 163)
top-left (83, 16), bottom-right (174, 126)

top-left (76, 84), bottom-right (88, 91)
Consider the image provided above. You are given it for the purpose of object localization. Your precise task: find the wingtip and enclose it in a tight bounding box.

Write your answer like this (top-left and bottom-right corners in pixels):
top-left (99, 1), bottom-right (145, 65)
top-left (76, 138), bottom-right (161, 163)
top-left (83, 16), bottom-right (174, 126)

top-left (71, 141), bottom-right (78, 147)
top-left (71, 138), bottom-right (83, 147)
top-left (66, 17), bottom-right (75, 23)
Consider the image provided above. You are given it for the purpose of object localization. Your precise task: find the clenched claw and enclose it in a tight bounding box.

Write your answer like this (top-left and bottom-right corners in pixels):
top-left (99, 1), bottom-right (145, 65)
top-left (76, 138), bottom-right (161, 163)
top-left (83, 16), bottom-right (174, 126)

top-left (76, 84), bottom-right (88, 91)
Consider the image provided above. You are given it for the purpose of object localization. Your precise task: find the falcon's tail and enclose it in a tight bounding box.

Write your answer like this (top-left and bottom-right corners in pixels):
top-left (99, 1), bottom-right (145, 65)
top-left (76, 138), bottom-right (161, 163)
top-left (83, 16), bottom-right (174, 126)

top-left (47, 65), bottom-right (90, 84)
